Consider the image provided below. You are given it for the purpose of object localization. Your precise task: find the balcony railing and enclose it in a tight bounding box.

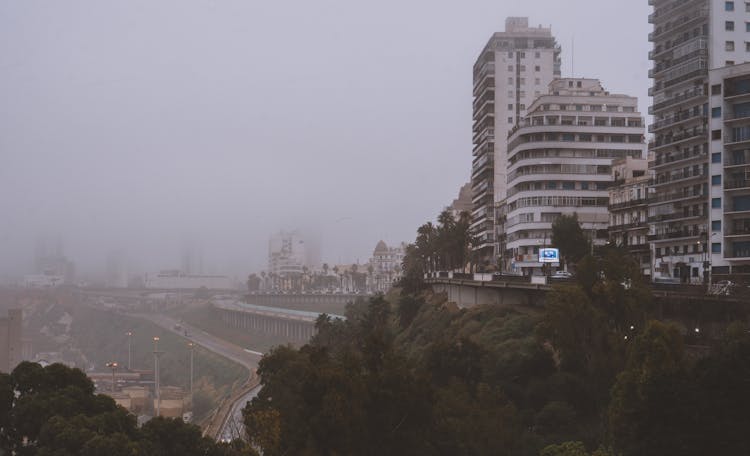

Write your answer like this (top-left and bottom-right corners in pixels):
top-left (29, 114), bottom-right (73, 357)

top-left (649, 87), bottom-right (705, 114)
top-left (652, 168), bottom-right (706, 186)
top-left (649, 127), bottom-right (707, 150)
top-left (648, 187), bottom-right (706, 203)
top-left (725, 179), bottom-right (750, 190)
top-left (648, 111), bottom-right (705, 133)
top-left (609, 197), bottom-right (650, 210)
top-left (650, 149), bottom-right (707, 168)
top-left (648, 211), bottom-right (705, 223)
top-left (648, 229), bottom-right (704, 241)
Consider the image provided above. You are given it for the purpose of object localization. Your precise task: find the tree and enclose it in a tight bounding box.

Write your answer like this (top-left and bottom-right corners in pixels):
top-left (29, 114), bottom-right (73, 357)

top-left (608, 321), bottom-right (692, 456)
top-left (551, 214), bottom-right (589, 269)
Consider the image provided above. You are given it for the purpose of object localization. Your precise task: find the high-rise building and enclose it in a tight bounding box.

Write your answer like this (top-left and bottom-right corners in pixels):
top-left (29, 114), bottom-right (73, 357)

top-left (471, 17), bottom-right (561, 268)
top-left (503, 79), bottom-right (646, 275)
top-left (707, 62), bottom-right (750, 282)
top-left (0, 309), bottom-right (23, 373)
top-left (647, 0), bottom-right (750, 283)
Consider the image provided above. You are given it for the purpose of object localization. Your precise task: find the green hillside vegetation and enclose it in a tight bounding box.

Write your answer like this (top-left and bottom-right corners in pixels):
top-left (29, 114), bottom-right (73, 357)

top-left (240, 211), bottom-right (750, 456)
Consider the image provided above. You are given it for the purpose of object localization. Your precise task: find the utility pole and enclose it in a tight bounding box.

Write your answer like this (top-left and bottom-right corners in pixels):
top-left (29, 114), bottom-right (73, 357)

top-left (188, 342), bottom-right (194, 407)
top-left (126, 331), bottom-right (132, 370)
top-left (153, 336), bottom-right (161, 417)
top-left (106, 362), bottom-right (118, 392)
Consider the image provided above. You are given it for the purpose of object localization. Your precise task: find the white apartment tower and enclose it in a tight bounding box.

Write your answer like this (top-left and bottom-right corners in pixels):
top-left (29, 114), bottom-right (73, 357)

top-left (504, 79), bottom-right (646, 274)
top-left (648, 0), bottom-right (750, 283)
top-left (471, 17), bottom-right (561, 267)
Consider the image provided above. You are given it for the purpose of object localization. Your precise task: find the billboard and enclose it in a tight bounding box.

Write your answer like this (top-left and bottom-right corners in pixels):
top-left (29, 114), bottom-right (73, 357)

top-left (539, 248), bottom-right (560, 263)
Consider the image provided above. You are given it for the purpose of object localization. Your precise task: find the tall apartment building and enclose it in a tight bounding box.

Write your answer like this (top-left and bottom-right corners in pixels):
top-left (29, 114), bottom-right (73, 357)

top-left (648, 0), bottom-right (750, 282)
top-left (0, 309), bottom-right (23, 373)
top-left (268, 230), bottom-right (307, 277)
top-left (708, 62), bottom-right (750, 282)
top-left (503, 79), bottom-right (646, 275)
top-left (471, 17), bottom-right (561, 268)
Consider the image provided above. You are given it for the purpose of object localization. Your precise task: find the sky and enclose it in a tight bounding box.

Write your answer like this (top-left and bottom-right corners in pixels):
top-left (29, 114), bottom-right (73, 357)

top-left (0, 0), bottom-right (652, 279)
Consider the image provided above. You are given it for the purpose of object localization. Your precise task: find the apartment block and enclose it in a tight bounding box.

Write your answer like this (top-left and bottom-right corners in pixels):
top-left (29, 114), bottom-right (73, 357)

top-left (503, 79), bottom-right (646, 275)
top-left (648, 0), bottom-right (750, 283)
top-left (471, 17), bottom-right (561, 268)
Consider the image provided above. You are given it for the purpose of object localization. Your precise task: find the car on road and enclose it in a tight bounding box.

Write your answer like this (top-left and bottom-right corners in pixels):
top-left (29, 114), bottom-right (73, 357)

top-left (550, 271), bottom-right (573, 280)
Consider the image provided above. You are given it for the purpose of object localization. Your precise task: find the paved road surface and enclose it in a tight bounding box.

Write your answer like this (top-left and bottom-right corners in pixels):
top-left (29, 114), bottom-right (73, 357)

top-left (219, 384), bottom-right (261, 442)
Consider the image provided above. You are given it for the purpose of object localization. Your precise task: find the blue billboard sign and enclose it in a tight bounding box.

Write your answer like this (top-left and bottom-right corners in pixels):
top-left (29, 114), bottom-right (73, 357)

top-left (539, 248), bottom-right (560, 263)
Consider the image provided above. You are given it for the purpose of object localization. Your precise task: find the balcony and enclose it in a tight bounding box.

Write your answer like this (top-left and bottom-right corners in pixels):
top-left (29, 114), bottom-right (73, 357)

top-left (725, 152), bottom-right (750, 167)
top-left (651, 168), bottom-right (706, 187)
top-left (648, 211), bottom-right (705, 223)
top-left (648, 229), bottom-right (704, 242)
top-left (608, 222), bottom-right (648, 232)
top-left (649, 8), bottom-right (709, 43)
top-left (650, 149), bottom-right (707, 169)
top-left (648, 187), bottom-right (706, 203)
top-left (649, 87), bottom-right (705, 115)
top-left (648, 111), bottom-right (705, 133)
top-left (609, 197), bottom-right (650, 211)
top-left (726, 222), bottom-right (750, 237)
top-left (725, 179), bottom-right (750, 191)
top-left (649, 127), bottom-right (706, 151)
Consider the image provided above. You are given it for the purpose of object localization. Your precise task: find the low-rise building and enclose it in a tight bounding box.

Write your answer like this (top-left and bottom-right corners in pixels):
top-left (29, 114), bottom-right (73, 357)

top-left (369, 241), bottom-right (406, 292)
top-left (609, 157), bottom-right (652, 276)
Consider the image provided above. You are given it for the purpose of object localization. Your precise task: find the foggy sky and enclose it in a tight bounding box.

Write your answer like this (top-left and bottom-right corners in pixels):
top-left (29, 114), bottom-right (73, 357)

top-left (0, 0), bottom-right (651, 279)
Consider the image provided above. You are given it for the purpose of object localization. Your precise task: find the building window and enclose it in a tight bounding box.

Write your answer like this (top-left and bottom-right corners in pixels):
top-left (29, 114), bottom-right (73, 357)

top-left (519, 78), bottom-right (526, 85)
top-left (712, 197), bottom-right (722, 208)
top-left (712, 243), bottom-right (722, 253)
top-left (712, 220), bottom-right (722, 231)
top-left (726, 41), bottom-right (735, 52)
top-left (508, 117), bottom-right (513, 124)
top-left (727, 60), bottom-right (736, 65)
top-left (747, 22), bottom-right (750, 32)
top-left (581, 182), bottom-right (589, 190)
top-left (712, 152), bottom-right (722, 163)
top-left (746, 2), bottom-right (750, 12)
top-left (519, 65), bottom-right (526, 72)
top-left (535, 51), bottom-right (540, 58)
top-left (712, 84), bottom-right (722, 95)
top-left (727, 21), bottom-right (735, 31)
top-left (519, 52), bottom-right (525, 58)
top-left (712, 107), bottom-right (722, 118)
top-left (519, 104), bottom-right (526, 110)
top-left (712, 175), bottom-right (722, 185)
top-left (508, 104), bottom-right (513, 110)
top-left (562, 182), bottom-right (574, 190)
top-left (535, 65), bottom-right (540, 72)
top-left (508, 52), bottom-right (513, 58)
top-left (508, 65), bottom-right (514, 71)
top-left (746, 42), bottom-right (750, 52)
top-left (535, 78), bottom-right (541, 85)
top-left (712, 129), bottom-right (722, 140)
top-left (727, 1), bottom-right (735, 11)
top-left (508, 77), bottom-right (513, 84)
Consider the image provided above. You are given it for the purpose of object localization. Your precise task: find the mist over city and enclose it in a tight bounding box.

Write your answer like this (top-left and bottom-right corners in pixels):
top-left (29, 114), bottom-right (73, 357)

top-left (2, 1), bottom-right (750, 455)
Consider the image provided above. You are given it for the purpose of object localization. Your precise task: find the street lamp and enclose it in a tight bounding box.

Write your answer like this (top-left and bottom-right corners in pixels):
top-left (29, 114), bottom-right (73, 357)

top-left (153, 336), bottom-right (161, 417)
top-left (187, 342), bottom-right (194, 407)
top-left (126, 331), bottom-right (133, 370)
top-left (105, 361), bottom-right (118, 392)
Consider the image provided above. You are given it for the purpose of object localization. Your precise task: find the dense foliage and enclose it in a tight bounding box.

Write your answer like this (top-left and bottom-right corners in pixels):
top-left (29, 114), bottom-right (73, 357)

top-left (243, 245), bottom-right (750, 455)
top-left (0, 362), bottom-right (253, 456)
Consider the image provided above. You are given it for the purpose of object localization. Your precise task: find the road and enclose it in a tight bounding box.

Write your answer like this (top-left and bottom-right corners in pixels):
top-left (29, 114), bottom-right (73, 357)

top-left (130, 311), bottom-right (263, 439)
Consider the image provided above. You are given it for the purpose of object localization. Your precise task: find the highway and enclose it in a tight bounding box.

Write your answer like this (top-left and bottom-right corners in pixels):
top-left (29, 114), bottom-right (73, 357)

top-left (130, 311), bottom-right (263, 439)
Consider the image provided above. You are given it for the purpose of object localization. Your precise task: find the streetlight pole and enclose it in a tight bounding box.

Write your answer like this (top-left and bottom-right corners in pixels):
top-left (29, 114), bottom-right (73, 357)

top-left (153, 336), bottom-right (161, 417)
top-left (187, 342), bottom-right (194, 407)
top-left (126, 331), bottom-right (132, 371)
top-left (106, 362), bottom-right (118, 392)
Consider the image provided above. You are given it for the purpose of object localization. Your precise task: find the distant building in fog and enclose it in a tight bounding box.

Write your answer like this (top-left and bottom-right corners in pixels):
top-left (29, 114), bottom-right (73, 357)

top-left (0, 309), bottom-right (22, 373)
top-left (33, 235), bottom-right (75, 284)
top-left (144, 270), bottom-right (232, 290)
top-left (181, 242), bottom-right (204, 275)
top-left (106, 250), bottom-right (129, 288)
top-left (268, 230), bottom-right (307, 277)
top-left (369, 240), bottom-right (406, 292)
top-left (448, 182), bottom-right (472, 219)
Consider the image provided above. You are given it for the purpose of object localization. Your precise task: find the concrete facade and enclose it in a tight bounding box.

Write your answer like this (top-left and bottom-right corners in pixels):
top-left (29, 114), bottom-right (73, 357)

top-left (471, 17), bottom-right (561, 265)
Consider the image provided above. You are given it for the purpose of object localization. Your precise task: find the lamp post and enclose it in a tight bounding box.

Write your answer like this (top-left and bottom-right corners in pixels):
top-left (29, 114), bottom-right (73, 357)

top-left (105, 362), bottom-right (118, 392)
top-left (187, 342), bottom-right (194, 407)
top-left (153, 336), bottom-right (161, 417)
top-left (126, 331), bottom-right (132, 370)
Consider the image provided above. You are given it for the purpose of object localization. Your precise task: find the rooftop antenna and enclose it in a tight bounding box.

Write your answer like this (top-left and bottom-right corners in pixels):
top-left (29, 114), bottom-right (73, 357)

top-left (571, 34), bottom-right (575, 78)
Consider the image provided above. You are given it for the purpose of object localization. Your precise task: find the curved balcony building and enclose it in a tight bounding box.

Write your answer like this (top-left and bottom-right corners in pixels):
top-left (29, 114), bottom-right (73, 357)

top-left (503, 78), bottom-right (646, 274)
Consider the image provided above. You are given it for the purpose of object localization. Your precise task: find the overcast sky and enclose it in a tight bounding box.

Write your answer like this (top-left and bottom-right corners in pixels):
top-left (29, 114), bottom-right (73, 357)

top-left (0, 0), bottom-right (651, 279)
